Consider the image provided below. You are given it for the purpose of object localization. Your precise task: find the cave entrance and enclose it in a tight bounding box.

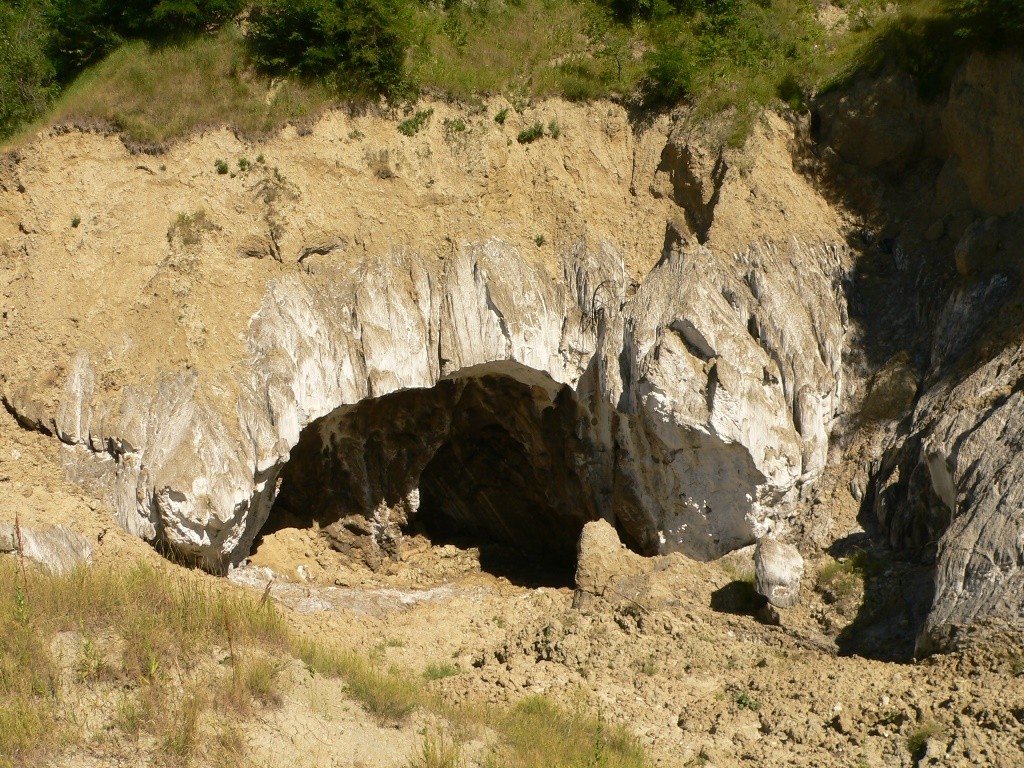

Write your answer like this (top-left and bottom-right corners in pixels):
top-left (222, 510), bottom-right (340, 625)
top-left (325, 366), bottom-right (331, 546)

top-left (257, 364), bottom-right (597, 588)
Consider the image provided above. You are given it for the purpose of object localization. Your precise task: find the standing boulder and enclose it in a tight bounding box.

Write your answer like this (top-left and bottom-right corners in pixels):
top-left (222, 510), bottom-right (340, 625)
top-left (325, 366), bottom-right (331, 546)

top-left (754, 537), bottom-right (804, 609)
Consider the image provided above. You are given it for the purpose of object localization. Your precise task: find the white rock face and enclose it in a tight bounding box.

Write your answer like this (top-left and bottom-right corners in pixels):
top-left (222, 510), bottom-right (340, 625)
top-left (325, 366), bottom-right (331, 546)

top-left (754, 537), bottom-right (804, 609)
top-left (0, 522), bottom-right (92, 575)
top-left (874, 345), bottom-right (1024, 655)
top-left (41, 234), bottom-right (846, 569)
top-left (0, 103), bottom-right (848, 571)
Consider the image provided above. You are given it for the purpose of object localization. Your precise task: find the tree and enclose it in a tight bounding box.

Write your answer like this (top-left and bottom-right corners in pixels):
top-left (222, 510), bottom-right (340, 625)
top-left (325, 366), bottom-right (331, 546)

top-left (246, 0), bottom-right (410, 96)
top-left (0, 0), bottom-right (57, 138)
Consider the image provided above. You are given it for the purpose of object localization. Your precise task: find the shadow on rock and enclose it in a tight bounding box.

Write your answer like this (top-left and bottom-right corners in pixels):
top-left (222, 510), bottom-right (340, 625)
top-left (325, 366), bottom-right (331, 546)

top-left (827, 532), bottom-right (935, 663)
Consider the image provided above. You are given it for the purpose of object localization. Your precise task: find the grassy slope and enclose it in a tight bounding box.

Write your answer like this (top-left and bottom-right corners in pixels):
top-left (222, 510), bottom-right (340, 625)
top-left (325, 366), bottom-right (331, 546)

top-left (2, 0), bottom-right (982, 150)
top-left (0, 555), bottom-right (647, 768)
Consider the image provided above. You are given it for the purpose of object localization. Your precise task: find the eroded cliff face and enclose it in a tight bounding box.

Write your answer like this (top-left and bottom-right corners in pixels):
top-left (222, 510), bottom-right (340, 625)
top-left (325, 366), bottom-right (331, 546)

top-left (5, 50), bottom-right (1024, 656)
top-left (0, 101), bottom-right (846, 574)
top-left (816, 50), bottom-right (1024, 654)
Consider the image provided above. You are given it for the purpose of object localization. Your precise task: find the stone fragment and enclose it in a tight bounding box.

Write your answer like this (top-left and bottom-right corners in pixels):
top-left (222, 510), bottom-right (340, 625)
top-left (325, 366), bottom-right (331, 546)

top-left (0, 521), bottom-right (92, 574)
top-left (754, 537), bottom-right (804, 609)
top-left (574, 519), bottom-right (649, 596)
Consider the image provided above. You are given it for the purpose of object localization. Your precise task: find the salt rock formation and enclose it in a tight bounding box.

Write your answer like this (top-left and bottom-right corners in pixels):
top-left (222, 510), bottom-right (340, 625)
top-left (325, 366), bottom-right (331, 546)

top-left (831, 51), bottom-right (1024, 654)
top-left (874, 346), bottom-right (1024, 656)
top-left (0, 103), bottom-right (846, 572)
top-left (0, 522), bottom-right (92, 575)
top-left (753, 537), bottom-right (804, 609)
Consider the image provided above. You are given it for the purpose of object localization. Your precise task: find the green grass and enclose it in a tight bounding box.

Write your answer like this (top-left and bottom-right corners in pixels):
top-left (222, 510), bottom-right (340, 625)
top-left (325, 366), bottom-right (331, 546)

top-left (407, 0), bottom-right (642, 107)
top-left (2, 0), bottom-right (1014, 150)
top-left (484, 695), bottom-right (648, 768)
top-left (424, 662), bottom-right (461, 681)
top-left (47, 27), bottom-right (332, 147)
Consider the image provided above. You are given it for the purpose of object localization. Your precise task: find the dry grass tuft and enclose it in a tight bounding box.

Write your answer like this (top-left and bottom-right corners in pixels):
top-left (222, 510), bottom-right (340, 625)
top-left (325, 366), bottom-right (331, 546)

top-left (0, 556), bottom-right (652, 768)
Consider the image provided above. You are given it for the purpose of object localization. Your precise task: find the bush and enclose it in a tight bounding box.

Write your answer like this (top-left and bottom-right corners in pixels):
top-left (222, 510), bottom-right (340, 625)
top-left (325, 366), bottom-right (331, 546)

top-left (0, 1), bottom-right (57, 139)
top-left (398, 107), bottom-right (432, 136)
top-left (643, 38), bottom-right (696, 104)
top-left (246, 0), bottom-right (410, 96)
top-left (517, 121), bottom-right (544, 144)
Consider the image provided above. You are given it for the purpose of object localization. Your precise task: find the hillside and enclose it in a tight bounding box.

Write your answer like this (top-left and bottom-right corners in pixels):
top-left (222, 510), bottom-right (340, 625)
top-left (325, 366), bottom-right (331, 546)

top-left (3, 2), bottom-right (1024, 767)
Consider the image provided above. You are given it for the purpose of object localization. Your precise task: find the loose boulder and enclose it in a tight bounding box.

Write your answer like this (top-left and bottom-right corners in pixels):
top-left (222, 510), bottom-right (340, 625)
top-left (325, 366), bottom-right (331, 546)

top-left (754, 537), bottom-right (804, 609)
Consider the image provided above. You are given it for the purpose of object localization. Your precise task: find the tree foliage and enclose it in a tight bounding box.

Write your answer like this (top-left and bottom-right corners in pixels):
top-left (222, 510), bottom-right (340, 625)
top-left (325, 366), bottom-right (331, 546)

top-left (0, 0), bottom-right (57, 137)
top-left (45, 0), bottom-right (244, 81)
top-left (946, 0), bottom-right (1024, 46)
top-left (246, 0), bottom-right (410, 96)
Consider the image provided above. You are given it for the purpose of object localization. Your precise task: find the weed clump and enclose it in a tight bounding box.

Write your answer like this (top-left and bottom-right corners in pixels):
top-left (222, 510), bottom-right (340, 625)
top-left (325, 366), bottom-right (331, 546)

top-left (517, 122), bottom-right (544, 144)
top-left (399, 108), bottom-right (434, 136)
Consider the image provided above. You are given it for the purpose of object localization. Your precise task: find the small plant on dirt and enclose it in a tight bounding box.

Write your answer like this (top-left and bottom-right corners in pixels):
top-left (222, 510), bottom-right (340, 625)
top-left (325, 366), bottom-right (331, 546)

top-left (348, 129), bottom-right (365, 140)
top-left (255, 154), bottom-right (265, 164)
top-left (638, 655), bottom-right (656, 676)
top-left (365, 149), bottom-right (396, 180)
top-left (547, 119), bottom-right (560, 139)
top-left (494, 107), bottom-right (509, 125)
top-left (76, 636), bottom-right (107, 682)
top-left (214, 159), bottom-right (229, 174)
top-left (517, 122), bottom-right (544, 144)
top-left (533, 234), bottom-right (545, 246)
top-left (442, 117), bottom-right (467, 142)
top-left (168, 210), bottom-right (219, 246)
top-left (906, 720), bottom-right (945, 760)
top-left (398, 108), bottom-right (434, 137)
top-left (735, 691), bottom-right (761, 712)
top-left (815, 551), bottom-right (877, 617)
top-left (423, 662), bottom-right (460, 681)
top-left (71, 215), bottom-right (81, 228)
top-left (238, 157), bottom-right (250, 172)
top-left (409, 730), bottom-right (463, 768)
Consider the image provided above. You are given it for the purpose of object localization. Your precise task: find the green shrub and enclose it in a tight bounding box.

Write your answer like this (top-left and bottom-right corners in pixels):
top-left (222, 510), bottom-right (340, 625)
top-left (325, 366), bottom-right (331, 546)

top-left (0, 1), bottom-right (58, 139)
top-left (246, 0), bottom-right (410, 96)
top-left (735, 691), bottom-right (761, 711)
top-left (442, 116), bottom-right (466, 139)
top-left (517, 121), bottom-right (544, 144)
top-left (494, 107), bottom-right (509, 125)
top-left (398, 107), bottom-right (433, 136)
top-left (643, 39), bottom-right (696, 104)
